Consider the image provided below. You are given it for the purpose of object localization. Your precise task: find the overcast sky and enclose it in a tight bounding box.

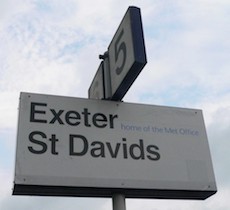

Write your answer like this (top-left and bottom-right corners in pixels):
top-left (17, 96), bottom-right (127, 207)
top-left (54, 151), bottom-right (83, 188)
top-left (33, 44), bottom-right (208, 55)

top-left (0, 0), bottom-right (230, 209)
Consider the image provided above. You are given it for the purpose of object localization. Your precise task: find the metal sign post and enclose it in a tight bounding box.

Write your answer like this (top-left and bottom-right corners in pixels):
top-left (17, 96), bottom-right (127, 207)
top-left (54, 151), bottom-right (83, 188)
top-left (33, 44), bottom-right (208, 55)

top-left (113, 194), bottom-right (126, 210)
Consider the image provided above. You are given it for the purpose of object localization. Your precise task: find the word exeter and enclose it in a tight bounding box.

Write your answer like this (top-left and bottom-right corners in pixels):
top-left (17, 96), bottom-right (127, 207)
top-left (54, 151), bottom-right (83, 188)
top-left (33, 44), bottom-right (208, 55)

top-left (30, 102), bottom-right (118, 128)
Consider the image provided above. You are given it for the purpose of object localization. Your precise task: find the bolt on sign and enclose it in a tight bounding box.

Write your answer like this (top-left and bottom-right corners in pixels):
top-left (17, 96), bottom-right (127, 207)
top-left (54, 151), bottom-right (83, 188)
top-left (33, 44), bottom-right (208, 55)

top-left (13, 92), bottom-right (217, 199)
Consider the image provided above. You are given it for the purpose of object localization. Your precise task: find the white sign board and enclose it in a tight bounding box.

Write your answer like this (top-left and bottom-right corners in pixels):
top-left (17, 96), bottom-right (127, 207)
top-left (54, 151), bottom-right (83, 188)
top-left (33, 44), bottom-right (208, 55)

top-left (108, 6), bottom-right (147, 100)
top-left (88, 62), bottom-right (105, 99)
top-left (13, 92), bottom-right (217, 199)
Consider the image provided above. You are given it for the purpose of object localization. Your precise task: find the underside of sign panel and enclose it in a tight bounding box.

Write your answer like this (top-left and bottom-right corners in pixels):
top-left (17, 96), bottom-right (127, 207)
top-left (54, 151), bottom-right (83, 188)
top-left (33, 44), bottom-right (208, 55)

top-left (13, 184), bottom-right (216, 200)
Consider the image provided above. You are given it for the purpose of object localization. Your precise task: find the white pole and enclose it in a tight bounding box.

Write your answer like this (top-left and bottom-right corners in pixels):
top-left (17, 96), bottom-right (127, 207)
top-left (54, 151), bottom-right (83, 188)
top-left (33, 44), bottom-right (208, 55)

top-left (99, 52), bottom-right (126, 210)
top-left (112, 194), bottom-right (126, 210)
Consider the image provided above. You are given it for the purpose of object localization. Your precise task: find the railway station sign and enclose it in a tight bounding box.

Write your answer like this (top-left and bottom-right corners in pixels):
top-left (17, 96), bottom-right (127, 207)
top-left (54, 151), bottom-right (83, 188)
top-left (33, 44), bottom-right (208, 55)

top-left (13, 92), bottom-right (217, 199)
top-left (88, 61), bottom-right (105, 99)
top-left (108, 6), bottom-right (147, 100)
top-left (90, 6), bottom-right (147, 101)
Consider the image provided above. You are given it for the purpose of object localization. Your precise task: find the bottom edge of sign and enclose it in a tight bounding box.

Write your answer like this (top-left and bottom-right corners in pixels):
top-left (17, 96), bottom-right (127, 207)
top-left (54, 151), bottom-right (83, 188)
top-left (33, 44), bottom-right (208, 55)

top-left (13, 184), bottom-right (216, 200)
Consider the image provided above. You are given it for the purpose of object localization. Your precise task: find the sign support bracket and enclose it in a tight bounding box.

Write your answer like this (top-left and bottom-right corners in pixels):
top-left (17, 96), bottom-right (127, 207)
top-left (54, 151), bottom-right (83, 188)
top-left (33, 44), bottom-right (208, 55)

top-left (99, 51), bottom-right (112, 100)
top-left (112, 193), bottom-right (126, 210)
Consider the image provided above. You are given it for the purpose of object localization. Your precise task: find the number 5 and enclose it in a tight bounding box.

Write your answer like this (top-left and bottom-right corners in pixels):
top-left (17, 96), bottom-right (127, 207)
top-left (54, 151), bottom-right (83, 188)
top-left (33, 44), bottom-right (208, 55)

top-left (114, 29), bottom-right (127, 75)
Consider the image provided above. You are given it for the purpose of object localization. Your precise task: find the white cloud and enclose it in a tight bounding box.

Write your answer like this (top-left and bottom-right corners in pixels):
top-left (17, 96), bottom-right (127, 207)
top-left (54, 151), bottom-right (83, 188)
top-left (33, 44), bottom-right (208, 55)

top-left (124, 0), bottom-right (230, 108)
top-left (1, 195), bottom-right (110, 210)
top-left (0, 169), bottom-right (13, 198)
top-left (203, 98), bottom-right (230, 187)
top-left (0, 0), bottom-right (33, 30)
